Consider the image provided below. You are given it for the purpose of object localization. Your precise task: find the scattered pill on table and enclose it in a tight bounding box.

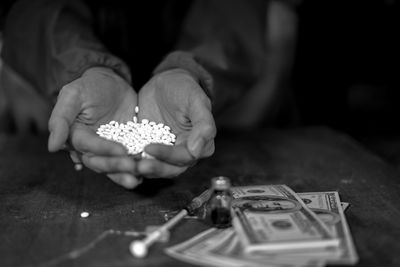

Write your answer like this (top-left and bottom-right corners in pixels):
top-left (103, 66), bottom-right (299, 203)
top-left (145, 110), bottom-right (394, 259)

top-left (74, 163), bottom-right (83, 171)
top-left (80, 212), bottom-right (90, 218)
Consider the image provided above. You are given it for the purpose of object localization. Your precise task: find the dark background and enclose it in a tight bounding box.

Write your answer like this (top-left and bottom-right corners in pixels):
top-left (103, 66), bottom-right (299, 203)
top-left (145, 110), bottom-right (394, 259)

top-left (293, 0), bottom-right (400, 137)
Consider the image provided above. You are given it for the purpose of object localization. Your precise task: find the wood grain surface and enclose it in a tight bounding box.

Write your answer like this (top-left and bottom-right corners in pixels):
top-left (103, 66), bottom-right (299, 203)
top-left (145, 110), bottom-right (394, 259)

top-left (1, 127), bottom-right (399, 267)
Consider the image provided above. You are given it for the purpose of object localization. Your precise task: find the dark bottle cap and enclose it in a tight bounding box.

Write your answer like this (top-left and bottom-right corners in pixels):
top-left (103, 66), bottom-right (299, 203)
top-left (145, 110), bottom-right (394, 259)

top-left (211, 176), bottom-right (231, 191)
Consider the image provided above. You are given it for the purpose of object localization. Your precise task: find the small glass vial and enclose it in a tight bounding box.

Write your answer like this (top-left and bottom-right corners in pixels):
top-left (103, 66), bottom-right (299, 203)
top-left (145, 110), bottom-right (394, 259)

top-left (209, 176), bottom-right (232, 228)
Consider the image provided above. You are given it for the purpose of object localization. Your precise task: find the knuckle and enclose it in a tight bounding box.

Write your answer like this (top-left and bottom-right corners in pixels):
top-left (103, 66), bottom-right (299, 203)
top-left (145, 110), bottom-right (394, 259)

top-left (140, 160), bottom-right (157, 175)
top-left (82, 156), bottom-right (102, 173)
top-left (116, 158), bottom-right (134, 171)
top-left (107, 158), bottom-right (119, 170)
top-left (59, 85), bottom-right (80, 100)
top-left (73, 139), bottom-right (88, 153)
top-left (148, 162), bottom-right (158, 173)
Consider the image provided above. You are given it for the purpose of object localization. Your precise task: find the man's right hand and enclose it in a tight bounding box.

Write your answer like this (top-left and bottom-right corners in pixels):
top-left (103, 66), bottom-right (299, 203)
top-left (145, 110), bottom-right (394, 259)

top-left (48, 67), bottom-right (141, 189)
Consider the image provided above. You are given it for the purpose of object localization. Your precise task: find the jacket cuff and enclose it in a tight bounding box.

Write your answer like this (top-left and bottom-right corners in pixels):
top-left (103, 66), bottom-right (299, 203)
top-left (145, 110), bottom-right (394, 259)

top-left (153, 51), bottom-right (214, 101)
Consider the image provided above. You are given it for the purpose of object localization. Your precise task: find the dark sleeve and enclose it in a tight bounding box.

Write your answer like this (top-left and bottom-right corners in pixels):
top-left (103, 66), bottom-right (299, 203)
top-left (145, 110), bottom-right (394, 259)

top-left (1, 0), bottom-right (131, 103)
top-left (153, 51), bottom-right (214, 101)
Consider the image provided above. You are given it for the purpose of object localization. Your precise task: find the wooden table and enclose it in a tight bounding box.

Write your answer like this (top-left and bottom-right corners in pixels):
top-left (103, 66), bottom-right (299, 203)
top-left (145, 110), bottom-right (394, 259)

top-left (1, 127), bottom-right (399, 267)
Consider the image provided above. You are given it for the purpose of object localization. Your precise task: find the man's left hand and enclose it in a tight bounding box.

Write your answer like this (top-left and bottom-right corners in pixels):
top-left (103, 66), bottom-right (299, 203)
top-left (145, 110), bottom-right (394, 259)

top-left (137, 69), bottom-right (216, 178)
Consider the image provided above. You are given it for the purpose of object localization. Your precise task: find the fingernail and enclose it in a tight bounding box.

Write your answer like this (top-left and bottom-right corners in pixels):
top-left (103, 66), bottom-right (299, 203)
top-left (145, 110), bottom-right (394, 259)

top-left (189, 138), bottom-right (204, 158)
top-left (69, 151), bottom-right (79, 162)
top-left (141, 151), bottom-right (155, 159)
top-left (123, 174), bottom-right (142, 189)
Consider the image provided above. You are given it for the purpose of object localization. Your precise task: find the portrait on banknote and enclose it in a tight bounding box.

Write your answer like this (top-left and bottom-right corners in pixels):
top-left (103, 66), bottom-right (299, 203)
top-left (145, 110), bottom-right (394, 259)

top-left (232, 195), bottom-right (301, 214)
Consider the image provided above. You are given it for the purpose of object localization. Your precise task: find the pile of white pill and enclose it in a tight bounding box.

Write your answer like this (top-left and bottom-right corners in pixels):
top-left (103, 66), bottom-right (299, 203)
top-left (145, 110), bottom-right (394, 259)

top-left (96, 116), bottom-right (176, 156)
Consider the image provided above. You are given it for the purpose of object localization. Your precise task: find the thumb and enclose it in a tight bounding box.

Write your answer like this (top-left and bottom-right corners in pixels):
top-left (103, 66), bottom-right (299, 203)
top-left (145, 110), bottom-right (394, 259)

top-left (187, 100), bottom-right (216, 158)
top-left (48, 88), bottom-right (81, 152)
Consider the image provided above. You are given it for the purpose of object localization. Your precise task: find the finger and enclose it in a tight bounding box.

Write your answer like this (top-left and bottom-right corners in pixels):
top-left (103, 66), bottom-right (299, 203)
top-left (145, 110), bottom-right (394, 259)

top-left (107, 173), bottom-right (143, 189)
top-left (200, 139), bottom-right (215, 158)
top-left (137, 158), bottom-right (188, 178)
top-left (69, 150), bottom-right (82, 164)
top-left (187, 100), bottom-right (216, 158)
top-left (81, 154), bottom-right (138, 174)
top-left (143, 143), bottom-right (196, 166)
top-left (70, 125), bottom-right (127, 156)
top-left (48, 88), bottom-right (81, 152)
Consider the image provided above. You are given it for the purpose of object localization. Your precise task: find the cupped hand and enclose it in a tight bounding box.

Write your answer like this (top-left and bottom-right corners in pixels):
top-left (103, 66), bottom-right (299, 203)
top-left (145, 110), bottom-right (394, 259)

top-left (137, 68), bottom-right (216, 178)
top-left (48, 67), bottom-right (141, 189)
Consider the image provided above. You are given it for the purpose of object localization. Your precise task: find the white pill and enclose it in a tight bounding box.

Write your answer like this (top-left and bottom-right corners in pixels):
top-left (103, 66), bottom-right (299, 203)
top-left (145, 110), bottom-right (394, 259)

top-left (135, 106), bottom-right (139, 113)
top-left (80, 211), bottom-right (90, 218)
top-left (142, 151), bottom-right (155, 159)
top-left (74, 163), bottom-right (83, 171)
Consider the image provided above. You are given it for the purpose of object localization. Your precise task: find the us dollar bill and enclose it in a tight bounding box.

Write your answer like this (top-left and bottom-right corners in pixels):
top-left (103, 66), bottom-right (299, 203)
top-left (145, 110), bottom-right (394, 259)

top-left (341, 202), bottom-right (350, 211)
top-left (231, 185), bottom-right (339, 253)
top-left (298, 192), bottom-right (358, 264)
top-left (166, 227), bottom-right (325, 267)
